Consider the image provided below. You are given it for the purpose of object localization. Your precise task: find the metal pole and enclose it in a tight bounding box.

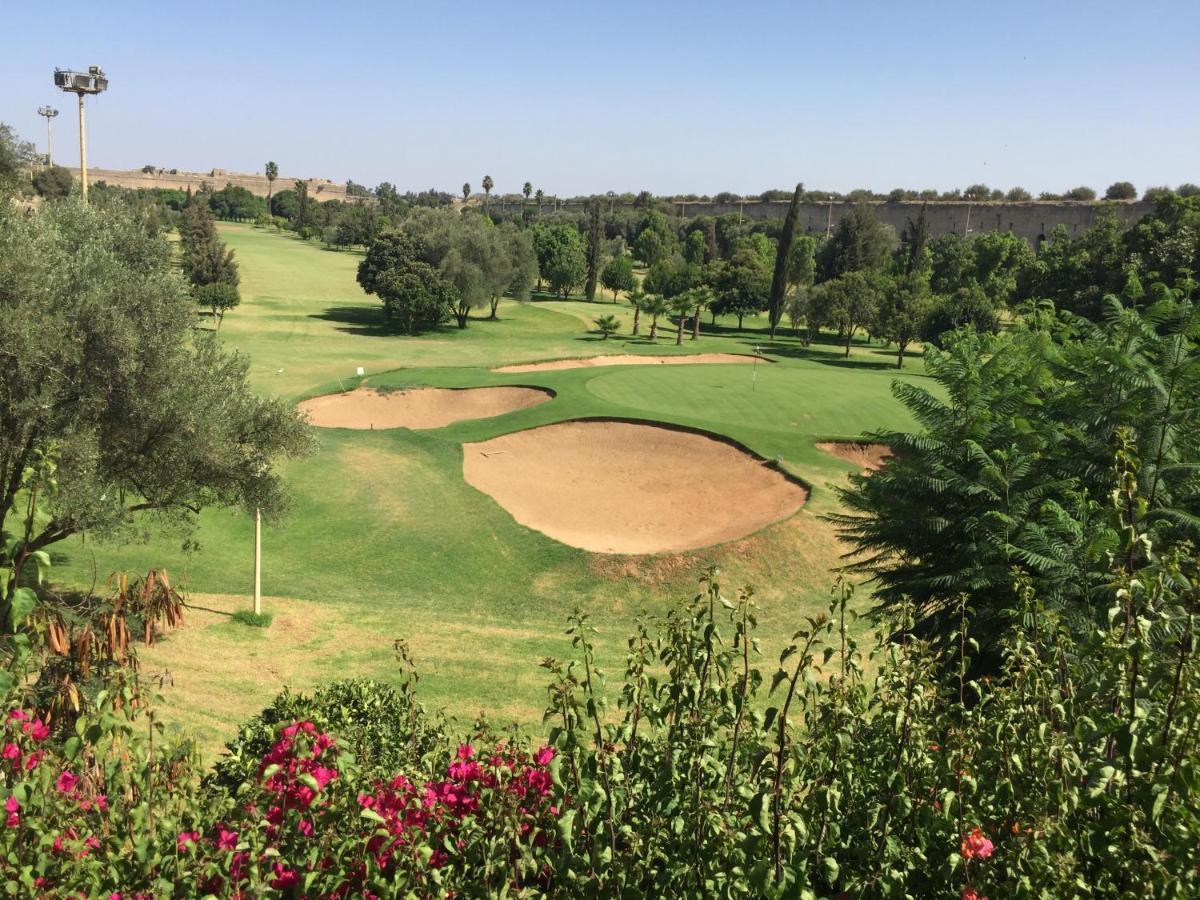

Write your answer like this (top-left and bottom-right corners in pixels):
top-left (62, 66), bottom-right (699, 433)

top-left (253, 507), bottom-right (262, 615)
top-left (77, 94), bottom-right (88, 202)
top-left (45, 116), bottom-right (53, 167)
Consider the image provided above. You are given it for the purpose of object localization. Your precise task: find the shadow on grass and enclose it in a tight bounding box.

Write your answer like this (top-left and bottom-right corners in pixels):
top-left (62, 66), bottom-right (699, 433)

top-left (310, 305), bottom-right (490, 338)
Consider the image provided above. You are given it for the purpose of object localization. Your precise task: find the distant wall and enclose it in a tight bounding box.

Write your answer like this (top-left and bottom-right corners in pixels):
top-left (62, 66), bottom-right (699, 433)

top-left (670, 199), bottom-right (1154, 244)
top-left (87, 167), bottom-right (351, 202)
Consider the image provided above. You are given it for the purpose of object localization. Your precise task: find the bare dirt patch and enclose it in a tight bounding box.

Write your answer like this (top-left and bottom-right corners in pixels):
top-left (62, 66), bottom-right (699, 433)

top-left (298, 386), bottom-right (552, 430)
top-left (493, 353), bottom-right (768, 374)
top-left (463, 420), bottom-right (808, 554)
top-left (816, 442), bottom-right (893, 473)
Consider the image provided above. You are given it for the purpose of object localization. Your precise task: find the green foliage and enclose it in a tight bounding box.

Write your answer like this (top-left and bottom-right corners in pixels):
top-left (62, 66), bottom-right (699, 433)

top-left (208, 183), bottom-right (265, 222)
top-left (1105, 181), bottom-right (1137, 201)
top-left (0, 123), bottom-right (35, 195)
top-left (767, 183), bottom-right (803, 337)
top-left (30, 165), bottom-right (73, 200)
top-left (584, 200), bottom-right (604, 301)
top-left (4, 542), bottom-right (1198, 896)
top-left (193, 281), bottom-right (241, 330)
top-left (708, 244), bottom-right (771, 329)
top-left (809, 270), bottom-right (882, 356)
top-left (600, 253), bottom-right (635, 301)
top-left (816, 202), bottom-right (894, 280)
top-left (592, 314), bottom-right (620, 339)
top-left (532, 223), bottom-right (587, 298)
top-left (920, 284), bottom-right (1000, 346)
top-left (877, 272), bottom-right (934, 367)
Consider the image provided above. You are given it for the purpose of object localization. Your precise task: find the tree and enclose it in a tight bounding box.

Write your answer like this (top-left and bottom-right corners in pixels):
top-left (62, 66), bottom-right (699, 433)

top-left (877, 273), bottom-right (933, 368)
top-left (265, 161), bottom-right (279, 209)
top-left (1023, 216), bottom-right (1129, 319)
top-left (1005, 186), bottom-right (1032, 201)
top-left (600, 254), bottom-right (635, 302)
top-left (0, 123), bottom-right (36, 195)
top-left (584, 200), bottom-right (604, 301)
top-left (627, 285), bottom-right (646, 336)
top-left (462, 183), bottom-right (471, 202)
top-left (1105, 181), bottom-right (1137, 201)
top-left (669, 292), bottom-right (694, 345)
top-left (534, 188), bottom-right (544, 211)
top-left (31, 166), bottom-right (73, 199)
top-left (689, 285), bottom-right (713, 339)
top-left (786, 289), bottom-right (810, 340)
top-left (531, 223), bottom-right (586, 298)
top-left (593, 314), bottom-right (620, 340)
top-left (767, 182), bottom-right (803, 338)
top-left (709, 246), bottom-right (771, 330)
top-left (0, 199), bottom-right (314, 608)
top-left (920, 284), bottom-right (1000, 347)
top-left (816, 203), bottom-right (893, 280)
top-left (641, 294), bottom-right (669, 341)
top-left (194, 281), bottom-right (241, 330)
top-left (183, 205), bottom-right (240, 289)
top-left (809, 271), bottom-right (881, 356)
top-left (898, 204), bottom-right (930, 275)
top-left (1065, 186), bottom-right (1097, 201)
top-left (963, 184), bottom-right (992, 201)
top-left (357, 230), bottom-right (454, 333)
top-left (294, 179), bottom-right (311, 232)
top-left (482, 175), bottom-right (494, 208)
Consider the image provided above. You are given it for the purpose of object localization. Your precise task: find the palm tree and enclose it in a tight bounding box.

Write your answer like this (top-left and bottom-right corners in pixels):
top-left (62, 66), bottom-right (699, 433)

top-left (523, 182), bottom-right (532, 203)
top-left (669, 293), bottom-right (694, 345)
top-left (265, 161), bottom-right (278, 213)
top-left (462, 182), bottom-right (471, 203)
top-left (691, 286), bottom-right (713, 340)
top-left (534, 188), bottom-right (544, 212)
top-left (642, 294), bottom-right (669, 341)
top-left (482, 175), bottom-right (494, 209)
top-left (628, 285), bottom-right (646, 336)
top-left (593, 314), bottom-right (620, 340)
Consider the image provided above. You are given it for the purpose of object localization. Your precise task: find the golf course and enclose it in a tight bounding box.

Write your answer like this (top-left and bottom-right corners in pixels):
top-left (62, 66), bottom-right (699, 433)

top-left (57, 222), bottom-right (928, 754)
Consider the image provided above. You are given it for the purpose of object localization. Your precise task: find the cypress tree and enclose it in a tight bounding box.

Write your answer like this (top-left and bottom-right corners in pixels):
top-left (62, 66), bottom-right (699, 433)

top-left (767, 182), bottom-right (803, 338)
top-left (584, 199), bottom-right (603, 301)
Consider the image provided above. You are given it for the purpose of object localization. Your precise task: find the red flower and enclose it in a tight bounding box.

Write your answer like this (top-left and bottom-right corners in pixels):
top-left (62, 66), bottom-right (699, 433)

top-left (962, 888), bottom-right (987, 900)
top-left (8, 710), bottom-right (27, 722)
top-left (215, 827), bottom-right (238, 850)
top-left (177, 831), bottom-right (200, 853)
top-left (535, 746), bottom-right (555, 766)
top-left (961, 827), bottom-right (995, 860)
top-left (4, 795), bottom-right (19, 828)
top-left (24, 750), bottom-right (43, 772)
top-left (270, 863), bottom-right (299, 889)
top-left (55, 771), bottom-right (79, 794)
top-left (23, 719), bottom-right (50, 742)
top-left (1, 743), bottom-right (19, 761)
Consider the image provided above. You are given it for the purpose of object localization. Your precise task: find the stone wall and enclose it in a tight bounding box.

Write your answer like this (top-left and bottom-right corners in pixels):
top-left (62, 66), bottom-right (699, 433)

top-left (87, 167), bottom-right (351, 202)
top-left (668, 199), bottom-right (1153, 244)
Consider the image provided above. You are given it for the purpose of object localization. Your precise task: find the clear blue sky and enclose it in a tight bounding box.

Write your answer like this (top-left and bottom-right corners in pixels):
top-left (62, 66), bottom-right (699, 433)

top-left (3, 0), bottom-right (1197, 197)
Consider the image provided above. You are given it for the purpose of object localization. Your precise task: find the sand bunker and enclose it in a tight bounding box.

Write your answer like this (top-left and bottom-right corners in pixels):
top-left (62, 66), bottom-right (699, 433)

top-left (494, 353), bottom-right (767, 374)
top-left (299, 386), bottom-right (552, 430)
top-left (816, 442), bottom-right (892, 473)
top-left (463, 420), bottom-right (808, 554)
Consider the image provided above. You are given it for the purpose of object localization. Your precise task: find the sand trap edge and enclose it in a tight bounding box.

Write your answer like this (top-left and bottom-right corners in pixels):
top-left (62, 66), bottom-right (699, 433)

top-left (464, 416), bottom-right (812, 556)
top-left (492, 353), bottom-right (773, 373)
top-left (297, 384), bottom-right (557, 430)
top-left (815, 440), bottom-right (893, 473)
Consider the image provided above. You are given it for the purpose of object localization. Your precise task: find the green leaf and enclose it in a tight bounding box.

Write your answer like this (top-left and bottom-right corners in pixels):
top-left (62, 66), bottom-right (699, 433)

top-left (556, 808), bottom-right (576, 853)
top-left (7, 588), bottom-right (36, 631)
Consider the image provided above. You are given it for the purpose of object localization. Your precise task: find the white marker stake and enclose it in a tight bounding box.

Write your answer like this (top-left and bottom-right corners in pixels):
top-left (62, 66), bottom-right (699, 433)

top-left (356, 366), bottom-right (365, 377)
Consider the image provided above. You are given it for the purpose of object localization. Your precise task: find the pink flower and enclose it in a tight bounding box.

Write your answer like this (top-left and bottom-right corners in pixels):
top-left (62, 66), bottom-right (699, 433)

top-left (24, 750), bottom-right (43, 772)
top-left (961, 827), bottom-right (995, 861)
top-left (8, 710), bottom-right (27, 722)
top-left (109, 894), bottom-right (122, 900)
top-left (177, 831), bottom-right (200, 853)
top-left (55, 771), bottom-right (79, 794)
top-left (4, 795), bottom-right (19, 828)
top-left (215, 827), bottom-right (238, 850)
top-left (296, 818), bottom-right (314, 837)
top-left (1, 743), bottom-right (19, 761)
top-left (535, 746), bottom-right (555, 766)
top-left (456, 744), bottom-right (475, 760)
top-left (311, 765), bottom-right (337, 790)
top-left (23, 720), bottom-right (50, 742)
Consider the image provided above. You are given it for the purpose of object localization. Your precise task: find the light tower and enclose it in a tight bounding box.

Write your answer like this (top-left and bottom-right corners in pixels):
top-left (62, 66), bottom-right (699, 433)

top-left (53, 66), bottom-right (108, 202)
top-left (36, 106), bottom-right (58, 167)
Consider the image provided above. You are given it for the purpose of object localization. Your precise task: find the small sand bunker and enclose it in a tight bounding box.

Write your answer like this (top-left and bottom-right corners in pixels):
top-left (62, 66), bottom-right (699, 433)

top-left (299, 386), bottom-right (552, 430)
top-left (464, 420), bottom-right (808, 554)
top-left (817, 442), bottom-right (892, 473)
top-left (494, 353), bottom-right (767, 374)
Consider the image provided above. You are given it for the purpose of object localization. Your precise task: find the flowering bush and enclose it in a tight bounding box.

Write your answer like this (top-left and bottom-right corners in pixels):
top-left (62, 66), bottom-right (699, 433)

top-left (0, 461), bottom-right (1197, 896)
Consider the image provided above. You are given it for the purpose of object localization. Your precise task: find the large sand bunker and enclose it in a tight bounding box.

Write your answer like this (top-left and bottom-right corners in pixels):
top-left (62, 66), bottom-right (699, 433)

top-left (494, 353), bottom-right (767, 374)
top-left (299, 386), bottom-right (552, 430)
top-left (816, 442), bottom-right (892, 473)
top-left (463, 420), bottom-right (808, 554)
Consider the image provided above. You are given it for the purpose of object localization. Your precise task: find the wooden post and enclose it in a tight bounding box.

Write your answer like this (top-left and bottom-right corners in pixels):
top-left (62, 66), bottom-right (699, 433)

top-left (253, 507), bottom-right (262, 615)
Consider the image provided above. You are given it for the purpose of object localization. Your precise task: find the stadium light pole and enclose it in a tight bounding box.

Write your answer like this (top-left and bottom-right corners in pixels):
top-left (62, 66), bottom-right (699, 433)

top-left (53, 66), bottom-right (108, 202)
top-left (36, 106), bottom-right (58, 167)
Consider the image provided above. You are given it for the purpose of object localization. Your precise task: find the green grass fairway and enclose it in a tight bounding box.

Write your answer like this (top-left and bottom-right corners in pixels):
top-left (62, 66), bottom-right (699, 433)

top-left (56, 223), bottom-right (931, 756)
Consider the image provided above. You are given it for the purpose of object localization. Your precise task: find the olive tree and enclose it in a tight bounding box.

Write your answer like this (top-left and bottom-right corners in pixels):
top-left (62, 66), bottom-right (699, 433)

top-left (0, 199), bottom-right (314, 609)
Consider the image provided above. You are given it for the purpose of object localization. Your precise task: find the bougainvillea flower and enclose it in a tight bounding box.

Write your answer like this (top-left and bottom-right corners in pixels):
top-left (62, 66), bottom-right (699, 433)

top-left (961, 827), bottom-right (995, 860)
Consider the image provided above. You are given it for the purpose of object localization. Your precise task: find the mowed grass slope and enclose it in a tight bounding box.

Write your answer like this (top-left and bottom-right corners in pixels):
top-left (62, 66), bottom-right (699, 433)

top-left (56, 223), bottom-right (931, 756)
